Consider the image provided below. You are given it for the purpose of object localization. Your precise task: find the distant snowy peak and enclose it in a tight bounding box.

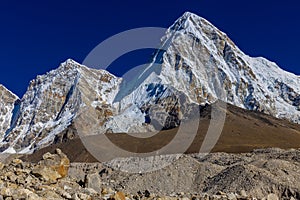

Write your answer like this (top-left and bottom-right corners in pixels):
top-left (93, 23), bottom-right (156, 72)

top-left (0, 84), bottom-right (19, 140)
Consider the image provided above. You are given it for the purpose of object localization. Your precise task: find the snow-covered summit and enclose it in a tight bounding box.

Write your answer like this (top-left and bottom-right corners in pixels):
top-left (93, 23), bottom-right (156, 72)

top-left (156, 12), bottom-right (300, 122)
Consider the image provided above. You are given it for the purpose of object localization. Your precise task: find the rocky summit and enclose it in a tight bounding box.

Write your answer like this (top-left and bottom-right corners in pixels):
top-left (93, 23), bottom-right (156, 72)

top-left (0, 148), bottom-right (299, 199)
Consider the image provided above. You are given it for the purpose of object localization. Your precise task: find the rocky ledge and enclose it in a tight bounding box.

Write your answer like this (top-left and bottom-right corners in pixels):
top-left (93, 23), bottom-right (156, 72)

top-left (0, 148), bottom-right (299, 199)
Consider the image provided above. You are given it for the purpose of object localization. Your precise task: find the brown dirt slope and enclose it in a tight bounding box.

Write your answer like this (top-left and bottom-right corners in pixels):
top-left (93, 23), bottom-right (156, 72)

top-left (22, 103), bottom-right (300, 163)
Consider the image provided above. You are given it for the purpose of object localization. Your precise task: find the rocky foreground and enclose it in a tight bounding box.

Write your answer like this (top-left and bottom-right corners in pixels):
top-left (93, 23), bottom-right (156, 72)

top-left (0, 148), bottom-right (299, 200)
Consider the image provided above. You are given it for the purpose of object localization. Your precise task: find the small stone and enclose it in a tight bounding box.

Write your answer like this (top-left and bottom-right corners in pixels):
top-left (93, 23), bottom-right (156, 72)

top-left (216, 191), bottom-right (226, 195)
top-left (144, 190), bottom-right (151, 198)
top-left (102, 188), bottom-right (109, 195)
top-left (77, 193), bottom-right (91, 200)
top-left (12, 159), bottom-right (23, 165)
top-left (133, 194), bottom-right (140, 200)
top-left (24, 175), bottom-right (33, 185)
top-left (0, 188), bottom-right (13, 197)
top-left (28, 193), bottom-right (40, 200)
top-left (6, 172), bottom-right (17, 183)
top-left (201, 194), bottom-right (210, 200)
top-left (72, 193), bottom-right (81, 200)
top-left (178, 192), bottom-right (185, 196)
top-left (84, 188), bottom-right (98, 196)
top-left (112, 191), bottom-right (126, 200)
top-left (86, 173), bottom-right (101, 192)
top-left (181, 197), bottom-right (190, 200)
top-left (107, 188), bottom-right (114, 194)
top-left (40, 190), bottom-right (61, 199)
top-left (266, 193), bottom-right (279, 200)
top-left (137, 191), bottom-right (143, 197)
top-left (59, 190), bottom-right (72, 199)
top-left (14, 188), bottom-right (35, 199)
top-left (240, 190), bottom-right (247, 197)
top-left (42, 152), bottom-right (55, 160)
top-left (0, 162), bottom-right (4, 170)
top-left (227, 193), bottom-right (237, 200)
top-left (55, 148), bottom-right (63, 155)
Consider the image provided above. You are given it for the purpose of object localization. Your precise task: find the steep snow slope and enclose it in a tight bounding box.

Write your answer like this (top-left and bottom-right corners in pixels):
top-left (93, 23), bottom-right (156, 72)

top-left (0, 85), bottom-right (19, 142)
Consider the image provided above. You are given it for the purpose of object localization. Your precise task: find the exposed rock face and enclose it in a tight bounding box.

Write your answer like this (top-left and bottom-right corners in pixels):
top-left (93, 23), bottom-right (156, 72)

top-left (1, 60), bottom-right (121, 153)
top-left (0, 85), bottom-right (19, 143)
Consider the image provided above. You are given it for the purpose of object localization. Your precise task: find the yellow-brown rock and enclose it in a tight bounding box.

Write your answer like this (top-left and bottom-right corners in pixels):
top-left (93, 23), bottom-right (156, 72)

top-left (32, 149), bottom-right (70, 183)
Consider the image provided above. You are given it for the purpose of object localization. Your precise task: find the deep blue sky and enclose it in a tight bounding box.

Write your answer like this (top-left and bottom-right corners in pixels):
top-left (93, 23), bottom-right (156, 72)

top-left (0, 0), bottom-right (299, 97)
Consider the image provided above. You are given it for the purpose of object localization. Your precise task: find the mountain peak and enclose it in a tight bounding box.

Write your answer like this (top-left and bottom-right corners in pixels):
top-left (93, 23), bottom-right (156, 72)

top-left (56, 59), bottom-right (89, 72)
top-left (0, 84), bottom-right (19, 100)
top-left (167, 12), bottom-right (239, 57)
top-left (181, 11), bottom-right (198, 18)
top-left (174, 12), bottom-right (225, 34)
top-left (55, 59), bottom-right (117, 79)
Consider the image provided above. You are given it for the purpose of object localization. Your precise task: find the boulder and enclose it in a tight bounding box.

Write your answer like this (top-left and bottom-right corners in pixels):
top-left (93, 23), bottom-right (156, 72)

top-left (86, 172), bottom-right (102, 192)
top-left (32, 149), bottom-right (70, 183)
top-left (111, 191), bottom-right (126, 200)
